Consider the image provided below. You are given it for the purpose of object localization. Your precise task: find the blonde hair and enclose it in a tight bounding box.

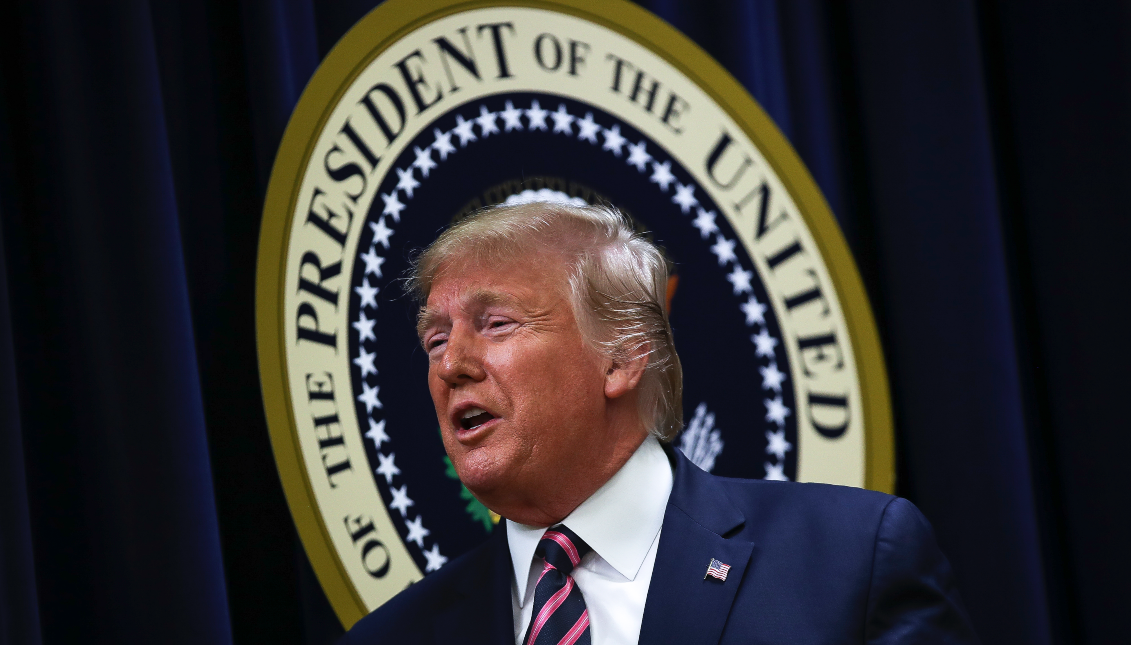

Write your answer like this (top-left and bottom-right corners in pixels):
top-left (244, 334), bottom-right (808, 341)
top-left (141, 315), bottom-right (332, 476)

top-left (409, 201), bottom-right (684, 441)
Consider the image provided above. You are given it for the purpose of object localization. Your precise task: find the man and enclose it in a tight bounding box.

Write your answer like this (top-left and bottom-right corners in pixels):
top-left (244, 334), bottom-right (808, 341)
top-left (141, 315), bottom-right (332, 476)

top-left (343, 202), bottom-right (977, 644)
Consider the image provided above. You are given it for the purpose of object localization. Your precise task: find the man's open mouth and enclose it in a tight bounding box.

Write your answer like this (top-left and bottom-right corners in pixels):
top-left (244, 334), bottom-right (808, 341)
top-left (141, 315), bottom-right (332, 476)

top-left (459, 407), bottom-right (496, 430)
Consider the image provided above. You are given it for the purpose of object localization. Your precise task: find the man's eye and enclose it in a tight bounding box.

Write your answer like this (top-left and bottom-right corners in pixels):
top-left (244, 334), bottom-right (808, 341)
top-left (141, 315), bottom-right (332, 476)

top-left (426, 335), bottom-right (447, 351)
top-left (487, 317), bottom-right (515, 330)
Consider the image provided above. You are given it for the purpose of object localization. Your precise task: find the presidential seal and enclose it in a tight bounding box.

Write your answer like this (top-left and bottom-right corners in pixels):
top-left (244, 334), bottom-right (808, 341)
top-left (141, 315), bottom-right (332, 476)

top-left (256, 0), bottom-right (893, 628)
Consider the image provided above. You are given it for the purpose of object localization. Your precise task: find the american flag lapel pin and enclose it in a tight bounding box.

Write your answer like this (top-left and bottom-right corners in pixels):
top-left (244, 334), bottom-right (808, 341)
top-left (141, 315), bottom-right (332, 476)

top-left (705, 558), bottom-right (731, 582)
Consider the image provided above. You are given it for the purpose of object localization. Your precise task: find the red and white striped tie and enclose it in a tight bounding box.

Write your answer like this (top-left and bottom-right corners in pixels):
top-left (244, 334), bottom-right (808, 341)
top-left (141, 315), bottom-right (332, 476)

top-left (522, 525), bottom-right (592, 645)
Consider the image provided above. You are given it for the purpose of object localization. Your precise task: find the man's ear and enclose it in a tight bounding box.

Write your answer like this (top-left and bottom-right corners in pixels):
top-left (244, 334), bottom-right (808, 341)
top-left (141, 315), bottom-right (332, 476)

top-left (605, 346), bottom-right (648, 399)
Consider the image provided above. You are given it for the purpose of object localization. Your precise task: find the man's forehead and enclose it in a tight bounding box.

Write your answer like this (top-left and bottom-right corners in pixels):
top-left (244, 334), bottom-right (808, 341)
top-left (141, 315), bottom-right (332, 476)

top-left (428, 285), bottom-right (523, 313)
top-left (419, 247), bottom-right (570, 319)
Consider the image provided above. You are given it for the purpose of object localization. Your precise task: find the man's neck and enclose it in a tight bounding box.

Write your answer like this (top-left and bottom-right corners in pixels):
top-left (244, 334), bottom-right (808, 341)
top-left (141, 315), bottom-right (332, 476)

top-left (503, 429), bottom-right (649, 527)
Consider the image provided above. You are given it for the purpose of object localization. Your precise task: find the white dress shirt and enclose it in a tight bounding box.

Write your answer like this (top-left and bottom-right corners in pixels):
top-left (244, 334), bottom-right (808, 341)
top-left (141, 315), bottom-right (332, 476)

top-left (507, 436), bottom-right (674, 645)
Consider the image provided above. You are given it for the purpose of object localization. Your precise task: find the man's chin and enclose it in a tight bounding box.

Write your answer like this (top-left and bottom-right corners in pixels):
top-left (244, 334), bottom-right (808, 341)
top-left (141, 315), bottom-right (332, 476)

top-left (450, 455), bottom-right (511, 501)
top-left (456, 468), bottom-right (506, 500)
top-left (449, 434), bottom-right (515, 474)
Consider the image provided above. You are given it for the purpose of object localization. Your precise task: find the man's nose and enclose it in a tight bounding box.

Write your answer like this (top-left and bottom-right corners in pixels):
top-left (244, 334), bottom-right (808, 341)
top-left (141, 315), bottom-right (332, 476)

top-left (435, 326), bottom-right (486, 385)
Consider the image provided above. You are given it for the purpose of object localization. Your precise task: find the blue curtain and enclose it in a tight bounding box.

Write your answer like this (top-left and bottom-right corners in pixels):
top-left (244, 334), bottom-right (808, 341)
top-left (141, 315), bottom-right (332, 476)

top-left (1, 1), bottom-right (1127, 643)
top-left (0, 1), bottom-right (232, 643)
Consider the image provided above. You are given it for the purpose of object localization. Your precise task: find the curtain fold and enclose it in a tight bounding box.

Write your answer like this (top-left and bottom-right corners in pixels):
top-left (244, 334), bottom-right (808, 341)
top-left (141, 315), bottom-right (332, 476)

top-left (979, 2), bottom-right (1131, 640)
top-left (0, 1), bottom-right (232, 642)
top-left (845, 3), bottom-right (1050, 644)
top-left (239, 0), bottom-right (321, 190)
top-left (0, 201), bottom-right (42, 645)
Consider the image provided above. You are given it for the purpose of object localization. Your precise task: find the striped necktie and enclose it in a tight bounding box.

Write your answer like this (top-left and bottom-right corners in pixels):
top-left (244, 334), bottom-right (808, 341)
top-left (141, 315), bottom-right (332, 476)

top-left (523, 525), bottom-right (593, 645)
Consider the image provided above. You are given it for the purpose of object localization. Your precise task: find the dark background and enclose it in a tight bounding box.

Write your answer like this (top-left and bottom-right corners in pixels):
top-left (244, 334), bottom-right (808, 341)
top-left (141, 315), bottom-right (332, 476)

top-left (0, 1), bottom-right (1127, 643)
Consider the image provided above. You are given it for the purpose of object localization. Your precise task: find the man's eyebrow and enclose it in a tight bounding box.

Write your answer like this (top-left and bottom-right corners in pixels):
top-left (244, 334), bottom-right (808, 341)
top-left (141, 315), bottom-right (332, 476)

top-left (416, 289), bottom-right (525, 339)
top-left (466, 288), bottom-right (519, 309)
top-left (417, 307), bottom-right (442, 340)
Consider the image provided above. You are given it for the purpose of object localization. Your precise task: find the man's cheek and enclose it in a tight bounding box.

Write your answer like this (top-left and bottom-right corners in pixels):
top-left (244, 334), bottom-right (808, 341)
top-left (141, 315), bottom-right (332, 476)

top-left (438, 429), bottom-right (464, 464)
top-left (427, 379), bottom-right (447, 412)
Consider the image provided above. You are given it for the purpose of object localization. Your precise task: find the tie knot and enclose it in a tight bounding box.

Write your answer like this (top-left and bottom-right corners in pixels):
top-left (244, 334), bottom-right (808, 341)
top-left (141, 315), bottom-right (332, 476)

top-left (535, 525), bottom-right (591, 576)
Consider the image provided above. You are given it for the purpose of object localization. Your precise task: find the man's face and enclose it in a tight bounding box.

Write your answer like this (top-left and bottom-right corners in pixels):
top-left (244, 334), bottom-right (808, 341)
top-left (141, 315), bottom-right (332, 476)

top-left (419, 251), bottom-right (630, 523)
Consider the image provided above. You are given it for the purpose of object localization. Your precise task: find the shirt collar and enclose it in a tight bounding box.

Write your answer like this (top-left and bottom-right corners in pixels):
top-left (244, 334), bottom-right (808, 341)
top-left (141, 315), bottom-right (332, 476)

top-left (507, 436), bottom-right (673, 605)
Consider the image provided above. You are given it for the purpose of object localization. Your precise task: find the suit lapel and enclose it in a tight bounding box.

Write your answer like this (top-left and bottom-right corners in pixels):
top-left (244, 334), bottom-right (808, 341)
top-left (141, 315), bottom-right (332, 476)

top-left (433, 526), bottom-right (515, 645)
top-left (638, 450), bottom-right (755, 645)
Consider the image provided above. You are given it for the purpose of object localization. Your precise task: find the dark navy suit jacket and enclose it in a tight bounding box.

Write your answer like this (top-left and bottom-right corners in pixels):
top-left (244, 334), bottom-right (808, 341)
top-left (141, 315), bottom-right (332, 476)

top-left (343, 449), bottom-right (978, 644)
